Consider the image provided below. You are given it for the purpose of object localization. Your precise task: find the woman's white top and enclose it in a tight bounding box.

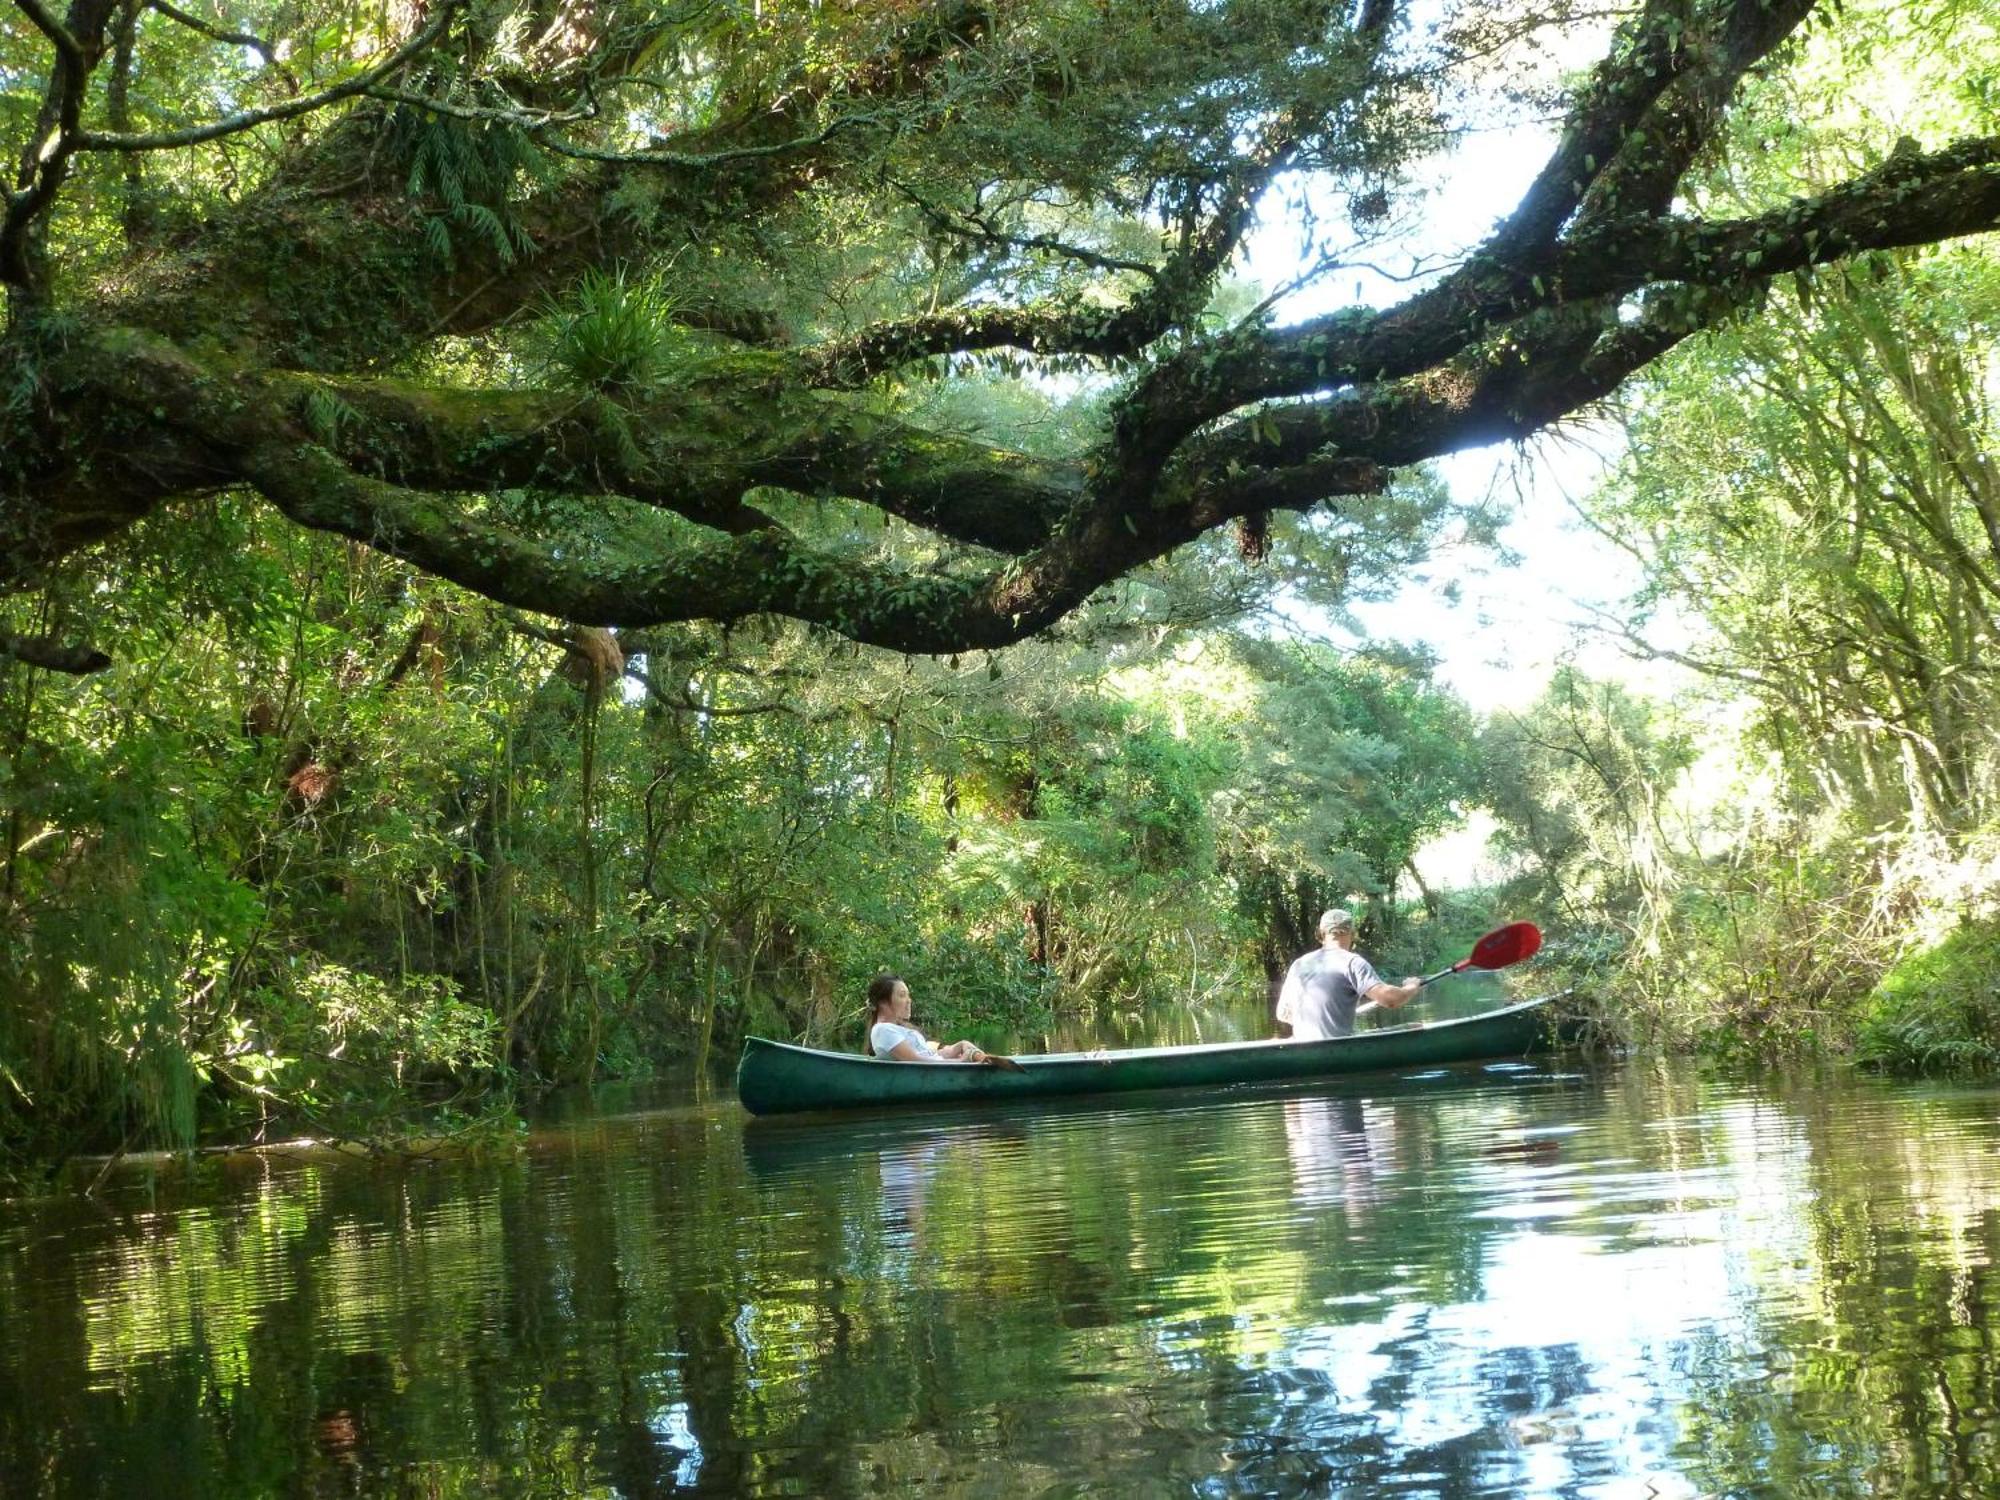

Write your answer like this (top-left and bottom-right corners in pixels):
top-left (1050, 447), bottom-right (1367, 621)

top-left (870, 1021), bottom-right (937, 1059)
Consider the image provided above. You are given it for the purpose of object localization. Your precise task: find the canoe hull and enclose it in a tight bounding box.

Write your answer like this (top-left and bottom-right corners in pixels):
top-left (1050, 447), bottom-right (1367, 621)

top-left (735, 996), bottom-right (1565, 1116)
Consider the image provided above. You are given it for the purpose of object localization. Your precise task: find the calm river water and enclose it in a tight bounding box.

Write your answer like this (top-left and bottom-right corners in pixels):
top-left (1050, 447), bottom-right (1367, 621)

top-left (6, 1040), bottom-right (2000, 1496)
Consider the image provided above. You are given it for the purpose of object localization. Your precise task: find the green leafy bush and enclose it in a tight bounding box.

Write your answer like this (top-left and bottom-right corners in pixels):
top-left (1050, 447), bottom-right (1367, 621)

top-left (1855, 924), bottom-right (2000, 1075)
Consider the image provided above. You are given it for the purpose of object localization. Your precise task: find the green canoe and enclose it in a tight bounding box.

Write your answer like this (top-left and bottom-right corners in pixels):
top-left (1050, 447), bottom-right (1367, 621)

top-left (735, 995), bottom-right (1567, 1116)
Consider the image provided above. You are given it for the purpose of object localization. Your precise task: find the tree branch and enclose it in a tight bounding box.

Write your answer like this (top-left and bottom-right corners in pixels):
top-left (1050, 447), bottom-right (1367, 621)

top-left (802, 116), bottom-right (1297, 386)
top-left (1115, 130), bottom-right (2000, 468)
top-left (144, 0), bottom-right (296, 90)
top-left (3, 0), bottom-right (115, 288)
top-left (246, 369), bottom-right (1081, 553)
top-left (12, 0), bottom-right (85, 74)
top-left (76, 0), bottom-right (461, 152)
top-left (0, 629), bottom-right (111, 674)
top-left (235, 422), bottom-right (1373, 654)
top-left (1569, 0), bottom-right (1816, 227)
top-left (1492, 0), bottom-right (1812, 251)
top-left (894, 182), bottom-right (1165, 280)
top-left (89, 1), bottom-right (996, 370)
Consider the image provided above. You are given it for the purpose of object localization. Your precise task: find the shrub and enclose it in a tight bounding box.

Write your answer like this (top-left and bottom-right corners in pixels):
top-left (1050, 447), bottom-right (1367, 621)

top-left (1854, 922), bottom-right (2000, 1075)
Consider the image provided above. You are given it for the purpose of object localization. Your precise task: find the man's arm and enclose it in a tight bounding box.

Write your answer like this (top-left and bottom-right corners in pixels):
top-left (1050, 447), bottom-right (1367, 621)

top-left (1363, 977), bottom-right (1426, 1010)
top-left (1274, 962), bottom-right (1302, 1030)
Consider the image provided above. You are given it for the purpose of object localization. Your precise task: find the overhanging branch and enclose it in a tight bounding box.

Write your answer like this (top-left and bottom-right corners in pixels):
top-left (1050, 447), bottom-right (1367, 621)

top-left (248, 369), bottom-right (1082, 553)
top-left (800, 132), bottom-right (1293, 387)
top-left (76, 0), bottom-right (460, 152)
top-left (0, 629), bottom-right (111, 674)
top-left (1117, 130), bottom-right (2000, 466)
top-left (3, 0), bottom-right (114, 287)
top-left (145, 0), bottom-right (295, 89)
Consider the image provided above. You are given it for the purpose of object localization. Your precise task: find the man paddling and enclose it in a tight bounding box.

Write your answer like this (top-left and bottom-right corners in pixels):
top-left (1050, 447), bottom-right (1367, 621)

top-left (1275, 909), bottom-right (1424, 1041)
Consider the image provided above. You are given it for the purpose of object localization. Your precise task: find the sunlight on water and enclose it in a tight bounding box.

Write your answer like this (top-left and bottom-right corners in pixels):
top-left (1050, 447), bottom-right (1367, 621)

top-left (8, 1063), bottom-right (2000, 1496)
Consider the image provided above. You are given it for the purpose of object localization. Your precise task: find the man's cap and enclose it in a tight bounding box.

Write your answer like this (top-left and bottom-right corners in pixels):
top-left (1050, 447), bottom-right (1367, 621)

top-left (1318, 908), bottom-right (1355, 935)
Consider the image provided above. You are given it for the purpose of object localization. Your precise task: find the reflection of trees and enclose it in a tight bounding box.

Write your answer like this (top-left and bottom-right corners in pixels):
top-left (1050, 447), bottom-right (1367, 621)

top-left (1665, 1083), bottom-right (2000, 1498)
top-left (11, 1070), bottom-right (2000, 1496)
top-left (0, 1083), bottom-right (1574, 1495)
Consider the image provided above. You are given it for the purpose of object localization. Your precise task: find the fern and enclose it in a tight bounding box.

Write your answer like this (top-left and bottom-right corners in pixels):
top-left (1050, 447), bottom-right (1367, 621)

top-left (601, 406), bottom-right (650, 476)
top-left (458, 202), bottom-right (517, 263)
top-left (301, 387), bottom-right (364, 447)
top-left (385, 97), bottom-right (548, 267)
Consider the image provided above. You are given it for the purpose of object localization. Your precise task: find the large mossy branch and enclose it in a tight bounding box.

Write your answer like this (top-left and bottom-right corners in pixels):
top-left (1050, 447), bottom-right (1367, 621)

top-left (257, 369), bottom-right (1083, 553)
top-left (97, 131), bottom-right (839, 372)
top-left (1492, 0), bottom-right (1814, 252)
top-left (1183, 295), bottom-right (1714, 480)
top-left (1106, 0), bottom-right (1871, 462)
top-left (1565, 0), bottom-right (1817, 228)
top-left (12, 329), bottom-right (1084, 572)
top-left (14, 0), bottom-right (2000, 665)
top-left (233, 439), bottom-right (1303, 652)
top-left (91, 2), bottom-right (996, 370)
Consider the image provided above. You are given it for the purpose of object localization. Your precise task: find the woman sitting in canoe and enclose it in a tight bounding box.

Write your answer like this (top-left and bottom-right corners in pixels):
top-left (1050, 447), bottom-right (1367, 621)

top-left (867, 973), bottom-right (991, 1063)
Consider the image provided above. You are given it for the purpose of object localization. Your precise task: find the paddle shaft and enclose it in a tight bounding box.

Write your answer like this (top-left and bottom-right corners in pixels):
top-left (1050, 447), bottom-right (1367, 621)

top-left (1355, 922), bottom-right (1543, 1015)
top-left (1354, 967), bottom-right (1463, 1019)
top-left (1351, 965), bottom-right (1454, 1020)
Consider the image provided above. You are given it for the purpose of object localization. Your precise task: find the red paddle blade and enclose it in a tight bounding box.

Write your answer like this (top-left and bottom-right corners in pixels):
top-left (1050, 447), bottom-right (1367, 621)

top-left (1466, 921), bottom-right (1542, 970)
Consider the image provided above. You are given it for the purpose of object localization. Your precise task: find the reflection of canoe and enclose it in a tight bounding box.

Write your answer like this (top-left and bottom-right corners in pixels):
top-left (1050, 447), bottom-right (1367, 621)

top-left (735, 995), bottom-right (1568, 1116)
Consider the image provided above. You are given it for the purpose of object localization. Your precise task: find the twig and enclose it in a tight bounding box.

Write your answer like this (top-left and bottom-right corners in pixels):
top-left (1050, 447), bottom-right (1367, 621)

top-left (77, 0), bottom-right (461, 152)
top-left (361, 87), bottom-right (891, 169)
top-left (145, 0), bottom-right (299, 92)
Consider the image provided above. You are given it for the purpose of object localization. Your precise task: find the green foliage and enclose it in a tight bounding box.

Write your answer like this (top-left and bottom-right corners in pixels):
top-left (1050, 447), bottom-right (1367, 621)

top-left (384, 105), bottom-right (542, 265)
top-left (1517, 0), bottom-right (2000, 1070)
top-left (0, 474), bottom-right (1506, 1161)
top-left (535, 268), bottom-right (682, 396)
top-left (1855, 922), bottom-right (2000, 1075)
top-left (1213, 639), bottom-right (1481, 965)
top-left (874, 933), bottom-right (1056, 1051)
top-left (1479, 668), bottom-right (1693, 930)
top-left (300, 386), bottom-right (363, 447)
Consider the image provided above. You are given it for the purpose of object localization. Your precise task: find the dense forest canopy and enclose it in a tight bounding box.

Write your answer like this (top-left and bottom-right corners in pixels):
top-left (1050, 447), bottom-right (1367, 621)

top-left (5, 0), bottom-right (2000, 669)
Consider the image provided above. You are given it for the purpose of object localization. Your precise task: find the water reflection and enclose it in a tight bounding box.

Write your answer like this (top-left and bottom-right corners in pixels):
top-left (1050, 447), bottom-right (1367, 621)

top-left (8, 1066), bottom-right (2000, 1495)
top-left (1282, 1094), bottom-right (1386, 1214)
top-left (876, 1133), bottom-right (948, 1242)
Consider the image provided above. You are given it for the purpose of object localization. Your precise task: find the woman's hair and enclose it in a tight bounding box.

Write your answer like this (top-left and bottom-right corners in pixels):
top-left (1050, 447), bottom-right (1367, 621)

top-left (863, 972), bottom-right (904, 1054)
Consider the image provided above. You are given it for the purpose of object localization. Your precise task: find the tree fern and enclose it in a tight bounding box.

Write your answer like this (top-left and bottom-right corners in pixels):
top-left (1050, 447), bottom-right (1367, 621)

top-left (385, 100), bottom-right (545, 266)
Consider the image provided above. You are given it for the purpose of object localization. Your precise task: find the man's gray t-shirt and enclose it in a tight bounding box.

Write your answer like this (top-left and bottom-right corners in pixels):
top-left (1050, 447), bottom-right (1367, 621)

top-left (1276, 947), bottom-right (1384, 1041)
